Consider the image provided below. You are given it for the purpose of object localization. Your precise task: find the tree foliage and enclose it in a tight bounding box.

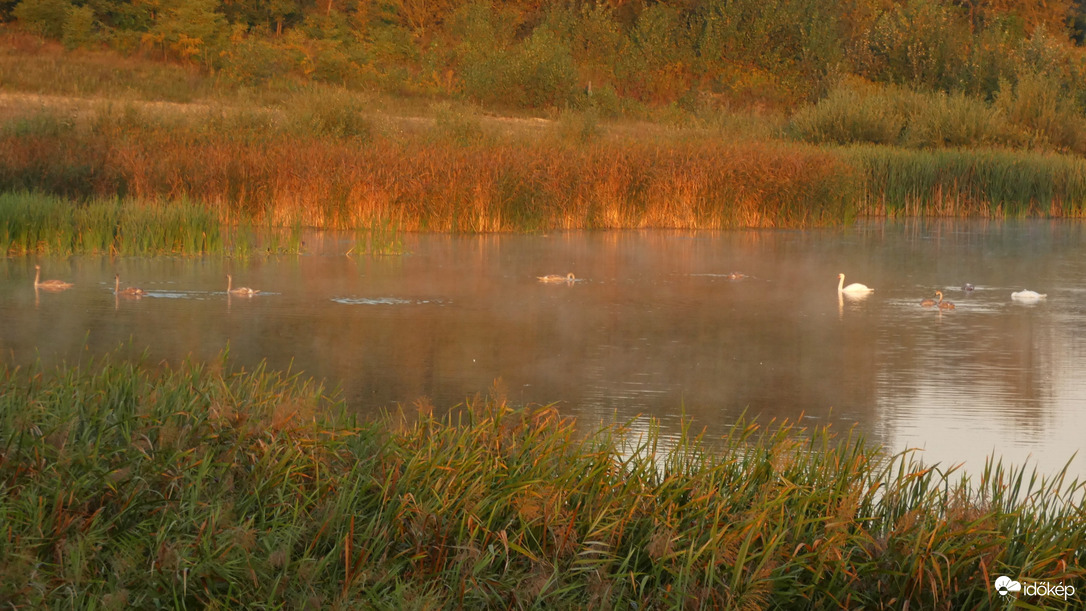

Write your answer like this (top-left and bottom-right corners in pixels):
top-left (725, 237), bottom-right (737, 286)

top-left (8, 0), bottom-right (1086, 111)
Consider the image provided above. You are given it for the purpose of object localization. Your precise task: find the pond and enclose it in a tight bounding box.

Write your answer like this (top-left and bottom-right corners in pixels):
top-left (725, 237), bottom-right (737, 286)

top-left (3, 220), bottom-right (1085, 478)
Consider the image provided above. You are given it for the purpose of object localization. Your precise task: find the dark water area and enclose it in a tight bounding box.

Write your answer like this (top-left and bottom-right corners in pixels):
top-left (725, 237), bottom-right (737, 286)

top-left (3, 220), bottom-right (1085, 477)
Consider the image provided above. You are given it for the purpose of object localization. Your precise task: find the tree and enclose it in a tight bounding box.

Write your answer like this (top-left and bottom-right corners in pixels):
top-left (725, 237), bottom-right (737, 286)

top-left (956, 0), bottom-right (1076, 34)
top-left (62, 4), bottom-right (97, 48)
top-left (13, 0), bottom-right (72, 39)
top-left (145, 0), bottom-right (227, 66)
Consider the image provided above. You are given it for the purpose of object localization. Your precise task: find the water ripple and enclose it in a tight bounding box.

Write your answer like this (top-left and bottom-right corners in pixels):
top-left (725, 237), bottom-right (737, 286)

top-left (332, 297), bottom-right (438, 306)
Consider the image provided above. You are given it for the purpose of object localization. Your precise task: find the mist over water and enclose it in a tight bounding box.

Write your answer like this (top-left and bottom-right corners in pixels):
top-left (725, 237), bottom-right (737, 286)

top-left (3, 220), bottom-right (1085, 477)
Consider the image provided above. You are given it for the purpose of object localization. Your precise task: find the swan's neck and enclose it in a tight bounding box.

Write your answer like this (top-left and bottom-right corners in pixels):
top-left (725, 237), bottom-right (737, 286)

top-left (837, 275), bottom-right (844, 292)
top-left (34, 267), bottom-right (40, 286)
top-left (115, 277), bottom-right (120, 293)
top-left (227, 276), bottom-right (232, 292)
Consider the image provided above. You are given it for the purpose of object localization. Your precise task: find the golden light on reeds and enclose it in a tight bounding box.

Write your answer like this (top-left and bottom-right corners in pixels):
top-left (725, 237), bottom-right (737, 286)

top-left (1, 109), bottom-right (861, 239)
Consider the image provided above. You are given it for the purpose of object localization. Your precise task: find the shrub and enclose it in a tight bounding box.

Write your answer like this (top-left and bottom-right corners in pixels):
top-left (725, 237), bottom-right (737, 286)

top-left (789, 84), bottom-right (906, 145)
top-left (13, 0), bottom-right (72, 39)
top-left (222, 36), bottom-right (295, 85)
top-left (995, 71), bottom-right (1086, 154)
top-left (429, 101), bottom-right (488, 147)
top-left (513, 26), bottom-right (577, 108)
top-left (554, 107), bottom-right (602, 144)
top-left (60, 4), bottom-right (95, 49)
top-left (851, 0), bottom-right (969, 91)
top-left (282, 87), bottom-right (374, 141)
top-left (790, 79), bottom-right (1085, 153)
top-left (902, 91), bottom-right (1015, 148)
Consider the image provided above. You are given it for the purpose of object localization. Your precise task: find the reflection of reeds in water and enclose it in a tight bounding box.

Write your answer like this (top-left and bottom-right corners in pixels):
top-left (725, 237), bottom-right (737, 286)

top-left (1, 355), bottom-right (1082, 608)
top-left (348, 218), bottom-right (406, 256)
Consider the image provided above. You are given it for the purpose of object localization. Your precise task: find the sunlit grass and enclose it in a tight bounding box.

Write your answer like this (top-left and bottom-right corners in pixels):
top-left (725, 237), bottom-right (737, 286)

top-left (846, 145), bottom-right (1086, 217)
top-left (0, 191), bottom-right (298, 255)
top-left (0, 356), bottom-right (1082, 608)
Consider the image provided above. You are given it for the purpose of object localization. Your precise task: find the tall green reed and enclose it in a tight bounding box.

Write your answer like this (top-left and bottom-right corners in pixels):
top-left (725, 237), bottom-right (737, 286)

top-left (0, 191), bottom-right (307, 255)
top-left (1, 356), bottom-right (1082, 608)
top-left (845, 145), bottom-right (1086, 217)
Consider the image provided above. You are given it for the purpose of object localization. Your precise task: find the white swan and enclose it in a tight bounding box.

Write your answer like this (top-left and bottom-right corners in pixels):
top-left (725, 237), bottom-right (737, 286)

top-left (227, 274), bottom-right (260, 296)
top-left (837, 273), bottom-right (873, 294)
top-left (538, 273), bottom-right (575, 283)
top-left (1011, 290), bottom-right (1046, 302)
top-left (34, 265), bottom-right (73, 291)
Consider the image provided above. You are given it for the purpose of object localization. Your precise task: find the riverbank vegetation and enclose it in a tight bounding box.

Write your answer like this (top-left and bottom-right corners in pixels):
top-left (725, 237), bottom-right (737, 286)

top-left (0, 356), bottom-right (1082, 608)
top-left (5, 93), bottom-right (1086, 252)
top-left (0, 191), bottom-right (309, 256)
top-left (0, 100), bottom-right (859, 236)
top-left (3, 0), bottom-right (1086, 235)
top-left (4, 0), bottom-right (1086, 113)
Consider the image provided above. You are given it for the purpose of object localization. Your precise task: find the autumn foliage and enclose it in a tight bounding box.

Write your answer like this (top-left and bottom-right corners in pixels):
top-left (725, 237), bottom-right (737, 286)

top-left (4, 0), bottom-right (1086, 112)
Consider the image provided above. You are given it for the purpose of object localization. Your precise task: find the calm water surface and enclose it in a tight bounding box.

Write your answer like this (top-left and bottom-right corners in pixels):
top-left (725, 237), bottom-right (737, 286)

top-left (3, 220), bottom-right (1085, 477)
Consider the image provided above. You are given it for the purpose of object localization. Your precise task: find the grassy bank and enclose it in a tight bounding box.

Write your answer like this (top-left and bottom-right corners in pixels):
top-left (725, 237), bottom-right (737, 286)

top-left (0, 357), bottom-right (1082, 608)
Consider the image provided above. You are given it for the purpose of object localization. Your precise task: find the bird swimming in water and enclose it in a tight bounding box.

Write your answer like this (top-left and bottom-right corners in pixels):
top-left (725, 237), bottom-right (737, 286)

top-left (1011, 289), bottom-right (1046, 302)
top-left (936, 291), bottom-right (955, 310)
top-left (114, 274), bottom-right (145, 297)
top-left (920, 293), bottom-right (937, 307)
top-left (538, 273), bottom-right (575, 283)
top-left (962, 283), bottom-right (975, 292)
top-left (227, 274), bottom-right (260, 296)
top-left (34, 265), bottom-right (73, 291)
top-left (837, 273), bottom-right (874, 294)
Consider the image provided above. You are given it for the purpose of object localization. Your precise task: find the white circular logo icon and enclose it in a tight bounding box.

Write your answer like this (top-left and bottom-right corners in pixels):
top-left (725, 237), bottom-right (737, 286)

top-left (995, 576), bottom-right (1022, 596)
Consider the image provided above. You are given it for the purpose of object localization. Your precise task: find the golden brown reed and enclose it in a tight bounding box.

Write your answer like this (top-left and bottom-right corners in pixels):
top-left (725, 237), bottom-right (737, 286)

top-left (0, 124), bottom-right (859, 231)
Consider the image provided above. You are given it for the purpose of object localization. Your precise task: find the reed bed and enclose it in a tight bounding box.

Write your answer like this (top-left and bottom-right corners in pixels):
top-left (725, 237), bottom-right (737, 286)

top-left (846, 145), bottom-right (1086, 217)
top-left (6, 99), bottom-right (1086, 233)
top-left (0, 191), bottom-right (307, 256)
top-left (0, 357), bottom-right (1082, 608)
top-left (0, 107), bottom-right (860, 231)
